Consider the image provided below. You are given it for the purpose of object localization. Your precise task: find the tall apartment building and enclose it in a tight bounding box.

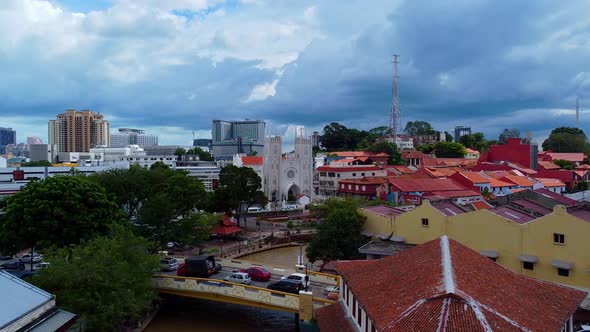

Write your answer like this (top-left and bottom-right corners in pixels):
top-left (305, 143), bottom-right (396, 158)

top-left (211, 119), bottom-right (265, 159)
top-left (0, 127), bottom-right (16, 154)
top-left (454, 125), bottom-right (472, 142)
top-left (48, 110), bottom-right (110, 152)
top-left (110, 128), bottom-right (158, 148)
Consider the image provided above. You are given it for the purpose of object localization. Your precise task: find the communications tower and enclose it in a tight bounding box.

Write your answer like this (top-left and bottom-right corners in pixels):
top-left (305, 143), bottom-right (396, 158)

top-left (389, 54), bottom-right (401, 139)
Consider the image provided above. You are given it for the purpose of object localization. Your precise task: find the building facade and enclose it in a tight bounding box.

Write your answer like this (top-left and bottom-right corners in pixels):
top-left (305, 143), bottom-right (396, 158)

top-left (48, 109), bottom-right (110, 152)
top-left (263, 135), bottom-right (313, 204)
top-left (211, 120), bottom-right (265, 159)
top-left (0, 127), bottom-right (16, 154)
top-left (110, 128), bottom-right (158, 148)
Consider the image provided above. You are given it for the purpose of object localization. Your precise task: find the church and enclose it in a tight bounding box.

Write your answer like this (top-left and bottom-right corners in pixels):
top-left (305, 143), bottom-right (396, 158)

top-left (262, 133), bottom-right (313, 204)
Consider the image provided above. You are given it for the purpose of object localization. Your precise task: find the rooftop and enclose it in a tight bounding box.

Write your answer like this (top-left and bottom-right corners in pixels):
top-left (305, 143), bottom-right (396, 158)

top-left (533, 188), bottom-right (579, 206)
top-left (240, 156), bottom-right (263, 165)
top-left (433, 202), bottom-right (465, 216)
top-left (361, 205), bottom-right (406, 217)
top-left (455, 171), bottom-right (490, 184)
top-left (490, 207), bottom-right (536, 224)
top-left (317, 165), bottom-right (382, 172)
top-left (389, 178), bottom-right (467, 192)
top-left (336, 237), bottom-right (585, 332)
top-left (543, 152), bottom-right (586, 162)
top-left (535, 178), bottom-right (566, 188)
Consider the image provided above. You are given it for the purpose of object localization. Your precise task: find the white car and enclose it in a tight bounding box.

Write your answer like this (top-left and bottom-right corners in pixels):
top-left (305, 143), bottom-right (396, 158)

top-left (324, 285), bottom-right (339, 293)
top-left (576, 325), bottom-right (590, 332)
top-left (224, 272), bottom-right (252, 285)
top-left (281, 273), bottom-right (310, 287)
top-left (34, 262), bottom-right (51, 271)
top-left (160, 257), bottom-right (179, 271)
top-left (19, 253), bottom-right (43, 263)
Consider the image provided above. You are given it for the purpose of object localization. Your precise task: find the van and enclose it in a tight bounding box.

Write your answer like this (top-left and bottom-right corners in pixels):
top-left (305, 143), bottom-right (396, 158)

top-left (247, 207), bottom-right (262, 213)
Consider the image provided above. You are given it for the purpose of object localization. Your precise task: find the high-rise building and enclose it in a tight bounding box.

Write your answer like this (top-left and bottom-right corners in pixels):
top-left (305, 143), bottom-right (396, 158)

top-left (0, 127), bottom-right (16, 154)
top-left (454, 126), bottom-right (472, 142)
top-left (211, 119), bottom-right (265, 159)
top-left (110, 128), bottom-right (158, 148)
top-left (48, 110), bottom-right (110, 152)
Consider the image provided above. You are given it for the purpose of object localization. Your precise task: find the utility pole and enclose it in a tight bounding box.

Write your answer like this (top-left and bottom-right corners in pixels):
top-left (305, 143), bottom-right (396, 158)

top-left (389, 54), bottom-right (401, 140)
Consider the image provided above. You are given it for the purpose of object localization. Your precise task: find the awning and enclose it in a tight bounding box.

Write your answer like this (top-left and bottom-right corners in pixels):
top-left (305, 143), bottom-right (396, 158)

top-left (211, 225), bottom-right (242, 235)
top-left (389, 235), bottom-right (406, 243)
top-left (361, 231), bottom-right (374, 237)
top-left (377, 233), bottom-right (390, 240)
top-left (479, 250), bottom-right (499, 259)
top-left (519, 255), bottom-right (538, 263)
top-left (551, 259), bottom-right (574, 270)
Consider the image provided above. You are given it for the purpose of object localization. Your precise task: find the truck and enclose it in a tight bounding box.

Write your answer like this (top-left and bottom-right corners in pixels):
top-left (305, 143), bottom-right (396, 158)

top-left (178, 255), bottom-right (221, 278)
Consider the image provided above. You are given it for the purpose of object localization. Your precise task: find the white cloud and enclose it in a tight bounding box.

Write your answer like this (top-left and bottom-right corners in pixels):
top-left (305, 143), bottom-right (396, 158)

top-left (243, 78), bottom-right (280, 103)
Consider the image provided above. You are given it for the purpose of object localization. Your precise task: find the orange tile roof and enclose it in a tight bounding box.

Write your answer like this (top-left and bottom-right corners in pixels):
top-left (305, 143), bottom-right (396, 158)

top-left (457, 171), bottom-right (490, 184)
top-left (315, 303), bottom-right (355, 332)
top-left (545, 152), bottom-right (585, 162)
top-left (485, 177), bottom-right (516, 188)
top-left (338, 177), bottom-right (388, 185)
top-left (576, 164), bottom-right (590, 170)
top-left (240, 156), bottom-right (263, 165)
top-left (538, 161), bottom-right (560, 170)
top-left (472, 201), bottom-right (492, 210)
top-left (332, 151), bottom-right (389, 158)
top-left (337, 237), bottom-right (585, 332)
top-left (389, 178), bottom-right (467, 192)
top-left (535, 178), bottom-right (566, 188)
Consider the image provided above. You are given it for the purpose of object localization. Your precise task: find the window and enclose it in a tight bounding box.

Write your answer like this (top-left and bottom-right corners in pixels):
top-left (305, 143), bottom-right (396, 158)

top-left (557, 268), bottom-right (569, 277)
top-left (357, 305), bottom-right (362, 325)
top-left (320, 172), bottom-right (326, 176)
top-left (523, 262), bottom-right (534, 270)
top-left (353, 299), bottom-right (357, 316)
top-left (421, 218), bottom-right (429, 227)
top-left (553, 233), bottom-right (565, 244)
top-left (362, 186), bottom-right (366, 191)
top-left (328, 172), bottom-right (335, 177)
top-left (355, 185), bottom-right (359, 191)
top-left (348, 185), bottom-right (352, 190)
top-left (361, 173), bottom-right (365, 176)
top-left (352, 173), bottom-right (356, 177)
top-left (372, 172), bottom-right (375, 176)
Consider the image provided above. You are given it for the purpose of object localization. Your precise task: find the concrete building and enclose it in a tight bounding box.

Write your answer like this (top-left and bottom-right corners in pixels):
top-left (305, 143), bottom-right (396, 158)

top-left (212, 120), bottom-right (265, 159)
top-left (479, 138), bottom-right (539, 170)
top-left (110, 128), bottom-right (158, 148)
top-left (233, 154), bottom-right (263, 186)
top-left (48, 109), bottom-right (110, 152)
top-left (143, 145), bottom-right (180, 156)
top-left (453, 125), bottom-right (472, 142)
top-left (0, 127), bottom-right (16, 154)
top-left (176, 162), bottom-right (220, 192)
top-left (315, 165), bottom-right (386, 197)
top-left (316, 237), bottom-right (585, 332)
top-left (0, 270), bottom-right (77, 331)
top-left (29, 144), bottom-right (58, 163)
top-left (193, 138), bottom-right (212, 152)
top-left (5, 143), bottom-right (29, 158)
top-left (0, 156), bottom-right (6, 168)
top-left (263, 134), bottom-right (313, 204)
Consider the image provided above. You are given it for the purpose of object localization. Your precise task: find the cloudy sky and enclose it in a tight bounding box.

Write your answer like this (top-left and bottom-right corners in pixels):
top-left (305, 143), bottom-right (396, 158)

top-left (1, 0), bottom-right (589, 145)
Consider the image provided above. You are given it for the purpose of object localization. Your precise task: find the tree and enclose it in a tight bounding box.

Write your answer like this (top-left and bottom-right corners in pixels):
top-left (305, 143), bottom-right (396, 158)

top-left (32, 226), bottom-right (159, 331)
top-left (404, 121), bottom-right (435, 136)
top-left (498, 128), bottom-right (520, 144)
top-left (0, 176), bottom-right (121, 254)
top-left (553, 159), bottom-right (575, 170)
top-left (542, 127), bottom-right (589, 153)
top-left (444, 131), bottom-right (453, 142)
top-left (573, 180), bottom-right (589, 193)
top-left (368, 126), bottom-right (390, 138)
top-left (213, 165), bottom-right (267, 224)
top-left (187, 147), bottom-right (214, 161)
top-left (459, 132), bottom-right (489, 152)
top-left (433, 142), bottom-right (466, 158)
top-left (366, 141), bottom-right (404, 165)
top-left (21, 160), bottom-right (52, 167)
top-left (306, 198), bottom-right (365, 262)
top-left (321, 122), bottom-right (355, 151)
top-left (417, 144), bottom-right (435, 154)
top-left (174, 147), bottom-right (186, 160)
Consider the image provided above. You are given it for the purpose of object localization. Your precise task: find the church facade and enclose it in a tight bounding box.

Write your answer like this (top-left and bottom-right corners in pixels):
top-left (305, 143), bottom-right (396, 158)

top-left (263, 135), bottom-right (313, 203)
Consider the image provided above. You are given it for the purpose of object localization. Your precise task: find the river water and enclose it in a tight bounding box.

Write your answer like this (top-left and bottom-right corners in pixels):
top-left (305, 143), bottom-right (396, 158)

top-left (145, 245), bottom-right (308, 332)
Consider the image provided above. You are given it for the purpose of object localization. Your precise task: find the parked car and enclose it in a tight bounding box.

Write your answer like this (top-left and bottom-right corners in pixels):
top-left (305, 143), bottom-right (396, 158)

top-left (327, 291), bottom-right (339, 301)
top-left (280, 273), bottom-right (310, 287)
top-left (224, 272), bottom-right (252, 285)
top-left (324, 285), bottom-right (339, 293)
top-left (576, 325), bottom-right (590, 332)
top-left (160, 257), bottom-right (179, 272)
top-left (240, 267), bottom-right (272, 281)
top-left (34, 262), bottom-right (51, 271)
top-left (267, 279), bottom-right (303, 294)
top-left (19, 253), bottom-right (43, 263)
top-left (181, 255), bottom-right (221, 277)
top-left (0, 254), bottom-right (12, 260)
top-left (0, 261), bottom-right (25, 270)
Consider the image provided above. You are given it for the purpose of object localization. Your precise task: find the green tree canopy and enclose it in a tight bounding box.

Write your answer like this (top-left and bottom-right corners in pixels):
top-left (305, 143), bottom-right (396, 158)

top-left (306, 198), bottom-right (365, 262)
top-left (21, 160), bottom-right (52, 167)
top-left (187, 147), bottom-right (214, 161)
top-left (404, 121), bottom-right (435, 136)
top-left (459, 132), bottom-right (489, 152)
top-left (444, 131), bottom-right (453, 142)
top-left (542, 127), bottom-right (589, 153)
top-left (366, 141), bottom-right (404, 165)
top-left (553, 159), bottom-right (575, 170)
top-left (32, 226), bottom-right (159, 331)
top-left (433, 141), bottom-right (467, 158)
top-left (498, 128), bottom-right (520, 144)
top-left (212, 165), bottom-right (267, 220)
top-left (0, 176), bottom-right (121, 254)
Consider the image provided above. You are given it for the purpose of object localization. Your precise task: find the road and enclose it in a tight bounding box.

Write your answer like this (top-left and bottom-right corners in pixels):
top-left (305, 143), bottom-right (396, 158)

top-left (157, 265), bottom-right (332, 299)
top-left (0, 256), bottom-right (46, 273)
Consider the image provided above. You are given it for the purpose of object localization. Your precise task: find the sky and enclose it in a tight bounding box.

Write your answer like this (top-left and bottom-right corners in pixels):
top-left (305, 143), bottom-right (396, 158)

top-left (1, 0), bottom-right (589, 146)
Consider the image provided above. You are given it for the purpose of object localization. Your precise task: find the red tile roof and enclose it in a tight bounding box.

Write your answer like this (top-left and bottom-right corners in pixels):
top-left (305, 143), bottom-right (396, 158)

top-left (317, 165), bottom-right (382, 172)
top-left (389, 165), bottom-right (415, 174)
top-left (240, 156), bottom-right (263, 165)
top-left (332, 151), bottom-right (389, 158)
top-left (472, 201), bottom-right (492, 210)
top-left (337, 237), bottom-right (585, 332)
top-left (315, 302), bottom-right (355, 332)
top-left (389, 178), bottom-right (467, 192)
top-left (338, 177), bottom-right (388, 185)
top-left (501, 175), bottom-right (535, 187)
top-left (402, 151), bottom-right (434, 159)
top-left (538, 161), bottom-right (561, 170)
top-left (533, 188), bottom-right (579, 206)
top-left (433, 202), bottom-right (465, 216)
top-left (455, 171), bottom-right (490, 184)
top-left (544, 152), bottom-right (585, 162)
top-left (425, 190), bottom-right (481, 198)
top-left (484, 176), bottom-right (516, 188)
top-left (576, 164), bottom-right (590, 170)
top-left (535, 178), bottom-right (566, 188)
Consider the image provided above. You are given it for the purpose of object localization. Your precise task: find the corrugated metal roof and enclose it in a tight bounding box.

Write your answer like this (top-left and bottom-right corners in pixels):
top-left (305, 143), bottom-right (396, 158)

top-left (0, 270), bottom-right (54, 329)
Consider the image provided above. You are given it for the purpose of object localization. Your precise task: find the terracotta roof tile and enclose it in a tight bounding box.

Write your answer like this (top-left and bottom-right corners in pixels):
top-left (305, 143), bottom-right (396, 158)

top-left (240, 156), bottom-right (263, 165)
top-left (317, 165), bottom-right (382, 172)
top-left (336, 237), bottom-right (585, 332)
top-left (315, 302), bottom-right (355, 332)
top-left (456, 171), bottom-right (490, 184)
top-left (389, 178), bottom-right (467, 192)
top-left (545, 152), bottom-right (585, 162)
top-left (502, 175), bottom-right (535, 187)
top-left (535, 178), bottom-right (566, 188)
top-left (538, 161), bottom-right (561, 170)
top-left (425, 190), bottom-right (481, 198)
top-left (472, 201), bottom-right (492, 210)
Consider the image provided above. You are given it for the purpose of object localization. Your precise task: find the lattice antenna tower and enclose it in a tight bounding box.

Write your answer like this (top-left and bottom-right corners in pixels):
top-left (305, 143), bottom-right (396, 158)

top-left (576, 97), bottom-right (580, 128)
top-left (389, 54), bottom-right (401, 139)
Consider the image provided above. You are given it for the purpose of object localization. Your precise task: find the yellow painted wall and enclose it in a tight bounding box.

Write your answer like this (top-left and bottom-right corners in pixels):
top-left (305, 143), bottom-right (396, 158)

top-left (395, 200), bottom-right (446, 244)
top-left (360, 208), bottom-right (393, 236)
top-left (447, 210), bottom-right (523, 273)
top-left (522, 206), bottom-right (590, 288)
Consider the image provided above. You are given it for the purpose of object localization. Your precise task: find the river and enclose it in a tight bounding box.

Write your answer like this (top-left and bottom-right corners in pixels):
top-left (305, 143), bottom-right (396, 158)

top-left (145, 245), bottom-right (308, 332)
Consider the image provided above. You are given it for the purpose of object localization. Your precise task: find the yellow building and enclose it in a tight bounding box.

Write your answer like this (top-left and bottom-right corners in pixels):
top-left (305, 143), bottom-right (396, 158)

top-left (361, 200), bottom-right (590, 289)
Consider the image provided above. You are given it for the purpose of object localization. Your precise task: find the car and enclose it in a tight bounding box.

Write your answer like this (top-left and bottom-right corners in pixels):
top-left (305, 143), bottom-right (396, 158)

top-left (240, 267), bottom-right (272, 281)
top-left (576, 325), bottom-right (590, 332)
top-left (327, 291), bottom-right (339, 301)
top-left (280, 273), bottom-right (310, 287)
top-left (34, 262), bottom-right (51, 271)
top-left (0, 254), bottom-right (12, 261)
top-left (160, 257), bottom-right (179, 272)
top-left (0, 261), bottom-right (25, 270)
top-left (224, 272), bottom-right (252, 285)
top-left (267, 279), bottom-right (303, 295)
top-left (19, 253), bottom-right (43, 263)
top-left (324, 285), bottom-right (339, 293)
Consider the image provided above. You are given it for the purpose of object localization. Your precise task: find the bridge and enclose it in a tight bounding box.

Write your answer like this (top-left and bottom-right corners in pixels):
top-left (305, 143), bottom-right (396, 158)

top-left (153, 257), bottom-right (339, 321)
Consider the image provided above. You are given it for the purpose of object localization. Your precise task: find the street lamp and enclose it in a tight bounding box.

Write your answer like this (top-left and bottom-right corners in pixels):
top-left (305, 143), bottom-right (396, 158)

top-left (298, 243), bottom-right (303, 266)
